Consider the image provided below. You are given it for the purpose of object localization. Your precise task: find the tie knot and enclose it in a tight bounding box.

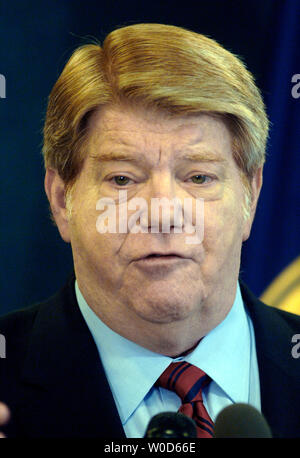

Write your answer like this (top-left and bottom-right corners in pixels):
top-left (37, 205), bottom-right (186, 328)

top-left (156, 361), bottom-right (211, 404)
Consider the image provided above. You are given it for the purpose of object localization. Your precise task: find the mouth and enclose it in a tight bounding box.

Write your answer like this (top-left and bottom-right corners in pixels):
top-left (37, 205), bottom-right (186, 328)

top-left (139, 252), bottom-right (185, 260)
top-left (133, 253), bottom-right (188, 271)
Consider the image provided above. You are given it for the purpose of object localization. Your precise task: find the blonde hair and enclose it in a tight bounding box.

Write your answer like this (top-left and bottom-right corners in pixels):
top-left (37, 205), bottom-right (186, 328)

top-left (43, 23), bottom-right (269, 208)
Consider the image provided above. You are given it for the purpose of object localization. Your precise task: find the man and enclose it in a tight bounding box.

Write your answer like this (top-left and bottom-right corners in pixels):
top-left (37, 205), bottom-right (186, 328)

top-left (1, 23), bottom-right (299, 438)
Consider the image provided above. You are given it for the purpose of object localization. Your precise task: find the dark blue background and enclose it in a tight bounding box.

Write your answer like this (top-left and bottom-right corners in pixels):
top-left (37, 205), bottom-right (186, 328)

top-left (0, 0), bottom-right (299, 315)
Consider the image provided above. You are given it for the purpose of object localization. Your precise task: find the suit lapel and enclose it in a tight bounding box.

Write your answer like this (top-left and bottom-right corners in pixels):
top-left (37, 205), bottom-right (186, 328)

top-left (240, 281), bottom-right (300, 437)
top-left (20, 275), bottom-right (125, 437)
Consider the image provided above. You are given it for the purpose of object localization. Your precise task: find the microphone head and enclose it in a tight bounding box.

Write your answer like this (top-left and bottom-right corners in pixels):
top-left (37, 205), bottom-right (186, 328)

top-left (214, 403), bottom-right (272, 438)
top-left (145, 412), bottom-right (197, 438)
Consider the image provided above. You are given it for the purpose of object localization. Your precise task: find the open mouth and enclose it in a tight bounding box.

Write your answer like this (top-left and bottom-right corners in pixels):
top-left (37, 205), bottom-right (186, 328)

top-left (145, 254), bottom-right (174, 258)
top-left (138, 253), bottom-right (184, 262)
top-left (144, 253), bottom-right (181, 259)
top-left (133, 252), bottom-right (188, 271)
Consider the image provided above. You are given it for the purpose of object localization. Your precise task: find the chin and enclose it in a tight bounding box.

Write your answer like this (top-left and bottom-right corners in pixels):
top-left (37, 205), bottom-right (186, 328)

top-left (129, 291), bottom-right (201, 324)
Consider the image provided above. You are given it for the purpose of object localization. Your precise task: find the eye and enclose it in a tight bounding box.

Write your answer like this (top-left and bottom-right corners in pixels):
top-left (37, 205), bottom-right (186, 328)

top-left (189, 175), bottom-right (212, 184)
top-left (112, 175), bottom-right (132, 186)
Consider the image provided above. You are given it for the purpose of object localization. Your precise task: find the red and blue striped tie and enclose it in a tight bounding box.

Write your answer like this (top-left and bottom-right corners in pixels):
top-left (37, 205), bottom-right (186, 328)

top-left (156, 361), bottom-right (214, 438)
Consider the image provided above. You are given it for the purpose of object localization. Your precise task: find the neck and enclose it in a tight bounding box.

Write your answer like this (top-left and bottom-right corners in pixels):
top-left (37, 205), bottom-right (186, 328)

top-left (76, 276), bottom-right (237, 357)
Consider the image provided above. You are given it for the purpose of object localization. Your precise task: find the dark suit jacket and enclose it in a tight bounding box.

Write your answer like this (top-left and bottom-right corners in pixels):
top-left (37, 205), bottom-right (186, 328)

top-left (1, 274), bottom-right (300, 438)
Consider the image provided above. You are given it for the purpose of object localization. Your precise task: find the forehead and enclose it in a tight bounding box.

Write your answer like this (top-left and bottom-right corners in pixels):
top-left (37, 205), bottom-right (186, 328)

top-left (87, 104), bottom-right (233, 160)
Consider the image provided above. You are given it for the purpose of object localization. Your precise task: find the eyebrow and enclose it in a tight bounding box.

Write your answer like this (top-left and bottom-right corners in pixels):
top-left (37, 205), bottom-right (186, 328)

top-left (90, 150), bottom-right (227, 165)
top-left (181, 151), bottom-right (227, 163)
top-left (89, 152), bottom-right (145, 164)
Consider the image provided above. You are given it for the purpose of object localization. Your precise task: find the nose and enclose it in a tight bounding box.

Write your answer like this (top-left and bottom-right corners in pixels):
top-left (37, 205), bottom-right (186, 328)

top-left (142, 172), bottom-right (184, 233)
top-left (150, 172), bottom-right (176, 200)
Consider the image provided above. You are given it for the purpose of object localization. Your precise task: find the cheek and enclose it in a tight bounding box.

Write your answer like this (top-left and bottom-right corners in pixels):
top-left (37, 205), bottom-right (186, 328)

top-left (71, 223), bottom-right (128, 290)
top-left (203, 195), bottom-right (245, 253)
top-left (69, 196), bottom-right (122, 269)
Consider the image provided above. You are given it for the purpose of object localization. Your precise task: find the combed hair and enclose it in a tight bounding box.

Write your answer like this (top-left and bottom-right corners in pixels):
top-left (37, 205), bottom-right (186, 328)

top-left (42, 23), bottom-right (269, 196)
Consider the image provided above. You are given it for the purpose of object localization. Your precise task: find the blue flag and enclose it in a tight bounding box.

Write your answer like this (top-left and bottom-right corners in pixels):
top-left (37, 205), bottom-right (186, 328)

top-left (241, 0), bottom-right (300, 314)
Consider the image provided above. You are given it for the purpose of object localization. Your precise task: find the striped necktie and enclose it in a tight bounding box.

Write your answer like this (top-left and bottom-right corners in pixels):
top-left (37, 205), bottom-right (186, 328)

top-left (156, 361), bottom-right (214, 438)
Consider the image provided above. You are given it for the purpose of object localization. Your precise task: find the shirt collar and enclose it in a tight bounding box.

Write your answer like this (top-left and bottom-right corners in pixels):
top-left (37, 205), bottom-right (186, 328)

top-left (75, 281), bottom-right (251, 424)
top-left (184, 285), bottom-right (251, 404)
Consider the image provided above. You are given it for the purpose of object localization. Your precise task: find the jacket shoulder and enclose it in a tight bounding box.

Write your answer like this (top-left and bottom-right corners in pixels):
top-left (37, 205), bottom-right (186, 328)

top-left (240, 279), bottom-right (300, 330)
top-left (0, 303), bottom-right (41, 334)
top-left (241, 280), bottom-right (300, 375)
top-left (0, 274), bottom-right (76, 339)
top-left (0, 274), bottom-right (76, 364)
top-left (0, 304), bottom-right (43, 361)
top-left (270, 305), bottom-right (300, 329)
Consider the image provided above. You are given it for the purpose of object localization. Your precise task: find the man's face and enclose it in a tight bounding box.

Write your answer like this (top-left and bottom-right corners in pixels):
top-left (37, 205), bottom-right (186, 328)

top-left (48, 105), bottom-right (261, 354)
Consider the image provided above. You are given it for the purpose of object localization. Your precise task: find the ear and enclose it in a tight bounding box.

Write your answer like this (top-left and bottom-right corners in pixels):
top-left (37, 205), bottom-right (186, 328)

top-left (242, 167), bottom-right (263, 242)
top-left (44, 168), bottom-right (71, 243)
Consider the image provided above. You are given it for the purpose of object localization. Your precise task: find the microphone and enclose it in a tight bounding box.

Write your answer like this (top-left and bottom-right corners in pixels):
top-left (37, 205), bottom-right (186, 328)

top-left (144, 412), bottom-right (197, 438)
top-left (214, 403), bottom-right (272, 438)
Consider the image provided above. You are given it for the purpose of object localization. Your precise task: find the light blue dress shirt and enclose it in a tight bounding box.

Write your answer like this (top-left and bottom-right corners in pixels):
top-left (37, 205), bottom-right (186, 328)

top-left (75, 281), bottom-right (261, 438)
